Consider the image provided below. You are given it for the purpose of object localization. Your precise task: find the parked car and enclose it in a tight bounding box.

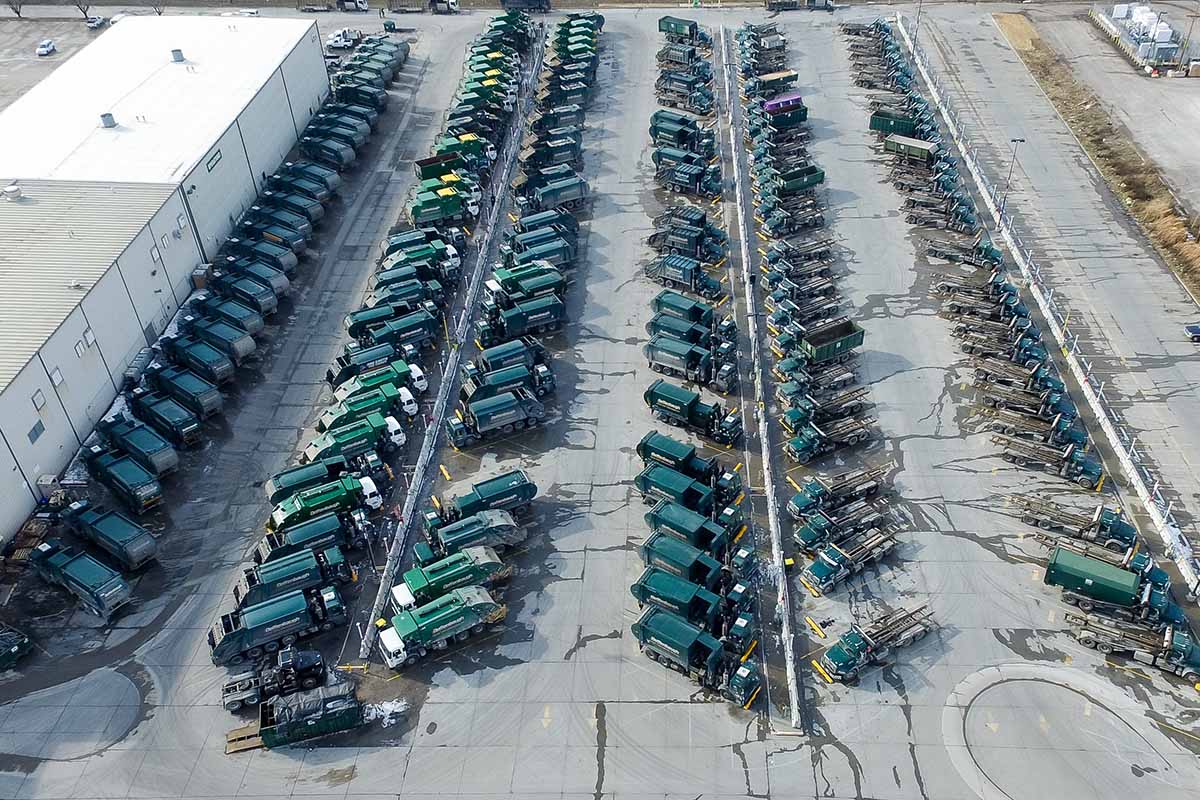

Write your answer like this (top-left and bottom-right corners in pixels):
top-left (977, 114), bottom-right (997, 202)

top-left (35, 40), bottom-right (56, 57)
top-left (86, 16), bottom-right (108, 29)
top-left (1185, 324), bottom-right (1200, 343)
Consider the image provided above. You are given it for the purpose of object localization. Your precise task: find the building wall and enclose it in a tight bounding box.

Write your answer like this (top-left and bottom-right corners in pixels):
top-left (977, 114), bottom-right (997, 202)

top-left (281, 24), bottom-right (331, 134)
top-left (36, 306), bottom-right (114, 443)
top-left (0, 359), bottom-right (79, 506)
top-left (239, 71), bottom-right (300, 195)
top-left (0, 435), bottom-right (35, 545)
top-left (182, 123), bottom-right (259, 261)
top-left (144, 188), bottom-right (201, 307)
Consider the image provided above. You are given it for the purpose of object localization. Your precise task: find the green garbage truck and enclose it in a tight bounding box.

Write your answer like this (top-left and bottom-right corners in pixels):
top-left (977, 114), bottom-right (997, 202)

top-left (631, 566), bottom-right (722, 632)
top-left (645, 500), bottom-right (733, 561)
top-left (96, 412), bottom-right (179, 477)
top-left (377, 586), bottom-right (507, 668)
top-left (300, 412), bottom-right (407, 464)
top-left (631, 606), bottom-right (761, 707)
top-left (421, 469), bottom-right (537, 535)
top-left (267, 475), bottom-right (383, 532)
top-left (416, 509), bottom-right (524, 566)
top-left (234, 546), bottom-right (354, 608)
top-left (640, 530), bottom-right (722, 592)
top-left (145, 363), bottom-right (224, 420)
top-left (30, 539), bottom-right (132, 620)
top-left (474, 294), bottom-right (566, 348)
top-left (84, 445), bottom-right (163, 515)
top-left (209, 587), bottom-right (348, 666)
top-left (316, 384), bottom-right (410, 432)
top-left (390, 546), bottom-right (510, 612)
top-left (636, 430), bottom-right (742, 505)
top-left (60, 499), bottom-right (157, 571)
top-left (644, 379), bottom-right (742, 445)
top-left (254, 511), bottom-right (372, 564)
top-left (1044, 548), bottom-right (1187, 629)
top-left (127, 387), bottom-right (202, 448)
top-left (644, 255), bottom-right (722, 299)
top-left (446, 390), bottom-right (546, 448)
top-left (634, 463), bottom-right (717, 519)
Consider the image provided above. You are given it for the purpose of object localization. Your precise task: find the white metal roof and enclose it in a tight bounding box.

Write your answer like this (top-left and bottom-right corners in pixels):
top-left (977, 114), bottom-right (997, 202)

top-left (0, 180), bottom-right (178, 391)
top-left (0, 15), bottom-right (317, 184)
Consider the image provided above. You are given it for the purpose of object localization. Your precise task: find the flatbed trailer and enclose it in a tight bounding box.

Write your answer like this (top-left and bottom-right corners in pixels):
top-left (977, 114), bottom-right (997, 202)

top-left (1066, 613), bottom-right (1200, 683)
top-left (819, 604), bottom-right (933, 682)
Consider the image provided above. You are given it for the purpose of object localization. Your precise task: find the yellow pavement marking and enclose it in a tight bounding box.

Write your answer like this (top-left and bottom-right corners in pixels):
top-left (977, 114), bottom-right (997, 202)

top-left (799, 576), bottom-right (820, 597)
top-left (805, 616), bottom-right (827, 639)
top-left (786, 476), bottom-right (802, 492)
top-left (439, 464), bottom-right (452, 481)
top-left (811, 659), bottom-right (834, 684)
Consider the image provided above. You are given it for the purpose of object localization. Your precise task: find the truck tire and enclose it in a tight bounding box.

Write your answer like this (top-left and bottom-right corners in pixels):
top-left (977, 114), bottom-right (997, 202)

top-left (1079, 635), bottom-right (1097, 649)
top-left (1097, 642), bottom-right (1114, 655)
top-left (1182, 670), bottom-right (1199, 684)
top-left (265, 641), bottom-right (279, 653)
top-left (229, 653), bottom-right (246, 666)
top-left (282, 635), bottom-right (298, 647)
top-left (1077, 599), bottom-right (1095, 612)
top-left (247, 647), bottom-right (263, 660)
top-left (432, 639), bottom-right (449, 651)
top-left (1104, 539), bottom-right (1125, 552)
top-left (502, 424), bottom-right (515, 434)
top-left (1075, 476), bottom-right (1095, 490)
top-left (472, 623), bottom-right (485, 634)
top-left (404, 653), bottom-right (420, 667)
top-left (321, 621), bottom-right (335, 631)
top-left (454, 630), bottom-right (470, 642)
top-left (301, 677), bottom-right (318, 690)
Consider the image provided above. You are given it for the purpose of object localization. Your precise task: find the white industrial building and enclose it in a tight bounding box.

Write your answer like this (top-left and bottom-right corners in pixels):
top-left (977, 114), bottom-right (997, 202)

top-left (0, 16), bottom-right (330, 543)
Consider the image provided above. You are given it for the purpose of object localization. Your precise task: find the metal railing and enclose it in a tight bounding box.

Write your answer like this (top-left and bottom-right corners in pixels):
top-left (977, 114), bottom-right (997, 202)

top-left (358, 35), bottom-right (546, 660)
top-left (895, 15), bottom-right (1200, 600)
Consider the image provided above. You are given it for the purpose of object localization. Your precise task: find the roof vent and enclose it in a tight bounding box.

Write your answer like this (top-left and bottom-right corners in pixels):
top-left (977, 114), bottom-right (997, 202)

top-left (100, 112), bottom-right (117, 129)
top-left (2, 184), bottom-right (21, 202)
top-left (171, 49), bottom-right (184, 63)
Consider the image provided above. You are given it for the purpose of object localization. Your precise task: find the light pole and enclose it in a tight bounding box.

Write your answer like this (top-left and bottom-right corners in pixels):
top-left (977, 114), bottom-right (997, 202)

top-left (1000, 137), bottom-right (1025, 214)
top-left (1150, 11), bottom-right (1167, 64)
top-left (914, 0), bottom-right (926, 41)
top-left (1183, 4), bottom-right (1199, 68)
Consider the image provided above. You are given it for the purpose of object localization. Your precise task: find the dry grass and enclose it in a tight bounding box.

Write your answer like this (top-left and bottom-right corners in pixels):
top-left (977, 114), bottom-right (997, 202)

top-left (995, 12), bottom-right (1200, 294)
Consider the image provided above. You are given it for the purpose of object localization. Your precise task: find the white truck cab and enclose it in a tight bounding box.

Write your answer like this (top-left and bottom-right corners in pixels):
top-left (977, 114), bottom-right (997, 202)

top-left (408, 364), bottom-right (428, 393)
top-left (396, 387), bottom-right (419, 418)
top-left (389, 582), bottom-right (417, 614)
top-left (383, 415), bottom-right (407, 450)
top-left (359, 476), bottom-right (383, 511)
top-left (377, 624), bottom-right (407, 669)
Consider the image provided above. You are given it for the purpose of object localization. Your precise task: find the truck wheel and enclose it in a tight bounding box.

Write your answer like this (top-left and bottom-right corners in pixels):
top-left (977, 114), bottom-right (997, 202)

top-left (433, 639), bottom-right (449, 651)
top-left (1079, 636), bottom-right (1097, 649)
top-left (1076, 477), bottom-right (1095, 490)
top-left (502, 424), bottom-right (515, 434)
top-left (265, 641), bottom-right (279, 653)
top-left (1098, 642), bottom-right (1114, 655)
top-left (302, 677), bottom-right (318, 689)
top-left (227, 700), bottom-right (243, 712)
top-left (652, 364), bottom-right (664, 373)
top-left (455, 631), bottom-right (470, 642)
top-left (472, 623), bottom-right (485, 634)
top-left (321, 621), bottom-right (335, 631)
top-left (1078, 599), bottom-right (1095, 612)
top-left (247, 647), bottom-right (263, 660)
top-left (1182, 670), bottom-right (1200, 684)
top-left (404, 654), bottom-right (420, 667)
top-left (229, 654), bottom-right (246, 666)
top-left (1104, 539), bottom-right (1124, 552)
top-left (282, 635), bottom-right (297, 647)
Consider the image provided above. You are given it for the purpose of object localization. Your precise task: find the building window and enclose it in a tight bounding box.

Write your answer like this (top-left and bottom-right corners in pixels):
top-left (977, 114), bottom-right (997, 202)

top-left (83, 328), bottom-right (96, 347)
top-left (177, 213), bottom-right (187, 230)
top-left (31, 390), bottom-right (46, 411)
top-left (151, 245), bottom-right (162, 263)
top-left (49, 368), bottom-right (64, 387)
top-left (206, 149), bottom-right (222, 172)
top-left (28, 421), bottom-right (44, 444)
top-left (75, 341), bottom-right (86, 358)
top-left (161, 234), bottom-right (170, 251)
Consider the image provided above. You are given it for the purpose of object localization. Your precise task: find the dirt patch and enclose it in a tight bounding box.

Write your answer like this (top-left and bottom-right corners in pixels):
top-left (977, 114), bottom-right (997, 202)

top-left (994, 12), bottom-right (1200, 296)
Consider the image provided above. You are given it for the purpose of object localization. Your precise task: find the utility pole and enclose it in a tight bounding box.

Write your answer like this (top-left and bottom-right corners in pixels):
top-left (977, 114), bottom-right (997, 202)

top-left (1000, 137), bottom-right (1025, 214)
top-left (1183, 4), bottom-right (1200, 68)
top-left (914, 0), bottom-right (926, 41)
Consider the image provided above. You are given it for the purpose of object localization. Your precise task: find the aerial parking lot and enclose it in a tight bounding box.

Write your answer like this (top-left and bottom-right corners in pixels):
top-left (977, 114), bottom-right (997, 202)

top-left (0, 3), bottom-right (1199, 799)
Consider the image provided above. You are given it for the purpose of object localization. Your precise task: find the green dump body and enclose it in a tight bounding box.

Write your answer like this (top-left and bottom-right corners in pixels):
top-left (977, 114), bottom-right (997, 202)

top-left (265, 457), bottom-right (349, 505)
top-left (645, 500), bottom-right (730, 558)
top-left (634, 463), bottom-right (715, 518)
top-left (639, 530), bottom-right (722, 591)
top-left (630, 605), bottom-right (723, 679)
top-left (631, 566), bottom-right (721, 632)
top-left (869, 109), bottom-right (916, 137)
top-left (1044, 548), bottom-right (1140, 607)
top-left (394, 546), bottom-right (510, 609)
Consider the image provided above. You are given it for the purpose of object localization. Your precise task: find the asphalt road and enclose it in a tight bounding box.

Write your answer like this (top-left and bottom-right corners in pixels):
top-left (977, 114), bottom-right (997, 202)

top-left (1, 6), bottom-right (1200, 800)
